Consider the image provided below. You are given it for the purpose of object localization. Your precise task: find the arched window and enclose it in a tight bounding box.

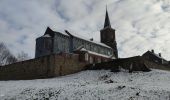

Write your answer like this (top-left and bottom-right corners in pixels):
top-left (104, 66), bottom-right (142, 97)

top-left (89, 56), bottom-right (93, 63)
top-left (85, 53), bottom-right (89, 61)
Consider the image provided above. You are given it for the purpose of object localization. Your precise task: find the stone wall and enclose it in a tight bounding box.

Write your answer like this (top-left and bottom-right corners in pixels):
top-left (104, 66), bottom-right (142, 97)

top-left (1, 53), bottom-right (169, 80)
top-left (0, 53), bottom-right (87, 80)
top-left (87, 56), bottom-right (151, 72)
top-left (115, 56), bottom-right (151, 72)
top-left (87, 56), bottom-right (170, 72)
top-left (52, 53), bottom-right (87, 76)
top-left (144, 60), bottom-right (170, 71)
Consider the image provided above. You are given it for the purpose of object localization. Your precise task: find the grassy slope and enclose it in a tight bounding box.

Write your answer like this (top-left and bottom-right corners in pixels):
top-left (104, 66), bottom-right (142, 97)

top-left (1, 69), bottom-right (170, 100)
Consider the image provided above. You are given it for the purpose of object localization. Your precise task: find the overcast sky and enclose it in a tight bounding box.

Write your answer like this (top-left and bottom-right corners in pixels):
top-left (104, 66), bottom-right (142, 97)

top-left (0, 0), bottom-right (170, 60)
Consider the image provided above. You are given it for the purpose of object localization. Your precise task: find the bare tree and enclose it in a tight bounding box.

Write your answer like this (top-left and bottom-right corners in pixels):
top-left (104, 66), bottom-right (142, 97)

top-left (17, 51), bottom-right (30, 61)
top-left (0, 42), bottom-right (17, 66)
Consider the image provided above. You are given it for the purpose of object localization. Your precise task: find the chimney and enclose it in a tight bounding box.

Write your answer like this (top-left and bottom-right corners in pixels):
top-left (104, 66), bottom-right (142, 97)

top-left (159, 53), bottom-right (161, 57)
top-left (151, 49), bottom-right (154, 53)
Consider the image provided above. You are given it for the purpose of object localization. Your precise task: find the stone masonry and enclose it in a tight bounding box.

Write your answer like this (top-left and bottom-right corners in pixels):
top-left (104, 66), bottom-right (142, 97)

top-left (0, 53), bottom-right (87, 80)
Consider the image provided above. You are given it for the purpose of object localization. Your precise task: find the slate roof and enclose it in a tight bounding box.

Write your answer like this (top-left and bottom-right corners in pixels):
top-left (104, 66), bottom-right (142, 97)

top-left (144, 50), bottom-right (167, 61)
top-left (104, 8), bottom-right (111, 28)
top-left (79, 47), bottom-right (114, 59)
top-left (65, 30), bottom-right (112, 49)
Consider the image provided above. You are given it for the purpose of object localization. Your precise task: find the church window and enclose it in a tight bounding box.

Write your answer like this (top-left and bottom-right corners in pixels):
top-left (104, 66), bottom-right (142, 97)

top-left (98, 47), bottom-right (101, 53)
top-left (89, 56), bottom-right (93, 63)
top-left (97, 46), bottom-right (99, 52)
top-left (97, 58), bottom-right (101, 63)
top-left (93, 57), bottom-right (96, 63)
top-left (94, 46), bottom-right (97, 52)
top-left (105, 48), bottom-right (108, 55)
top-left (85, 53), bottom-right (89, 61)
top-left (86, 43), bottom-right (90, 50)
top-left (92, 45), bottom-right (95, 51)
top-left (101, 48), bottom-right (104, 54)
top-left (77, 40), bottom-right (81, 46)
top-left (108, 51), bottom-right (111, 55)
top-left (103, 49), bottom-right (106, 55)
top-left (90, 44), bottom-right (92, 50)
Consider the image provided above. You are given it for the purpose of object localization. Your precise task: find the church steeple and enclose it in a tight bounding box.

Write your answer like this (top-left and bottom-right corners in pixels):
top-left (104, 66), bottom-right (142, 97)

top-left (100, 7), bottom-right (118, 58)
top-left (104, 7), bottom-right (111, 28)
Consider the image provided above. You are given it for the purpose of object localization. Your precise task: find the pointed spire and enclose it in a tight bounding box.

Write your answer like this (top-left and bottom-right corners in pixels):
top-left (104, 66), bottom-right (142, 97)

top-left (104, 6), bottom-right (111, 28)
top-left (44, 27), bottom-right (54, 37)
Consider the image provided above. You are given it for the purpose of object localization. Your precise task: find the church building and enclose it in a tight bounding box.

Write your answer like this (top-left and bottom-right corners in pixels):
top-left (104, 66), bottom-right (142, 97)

top-left (35, 9), bottom-right (118, 63)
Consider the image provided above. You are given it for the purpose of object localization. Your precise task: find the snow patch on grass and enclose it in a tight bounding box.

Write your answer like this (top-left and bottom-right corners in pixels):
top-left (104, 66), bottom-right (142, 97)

top-left (1, 69), bottom-right (170, 100)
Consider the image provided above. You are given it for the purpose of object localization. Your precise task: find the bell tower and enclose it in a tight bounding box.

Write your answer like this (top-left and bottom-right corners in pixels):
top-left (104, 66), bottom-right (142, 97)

top-left (100, 8), bottom-right (118, 58)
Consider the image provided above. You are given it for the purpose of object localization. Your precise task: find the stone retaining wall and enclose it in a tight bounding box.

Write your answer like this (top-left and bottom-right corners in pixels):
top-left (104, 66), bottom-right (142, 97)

top-left (0, 53), bottom-right (87, 80)
top-left (144, 60), bottom-right (170, 71)
top-left (1, 54), bottom-right (169, 80)
top-left (87, 56), bottom-right (151, 72)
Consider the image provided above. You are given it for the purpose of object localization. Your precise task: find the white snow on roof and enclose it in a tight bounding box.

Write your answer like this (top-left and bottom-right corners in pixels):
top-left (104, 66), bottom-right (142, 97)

top-left (54, 31), bottom-right (69, 36)
top-left (80, 48), bottom-right (114, 59)
top-left (42, 34), bottom-right (51, 37)
top-left (150, 51), bottom-right (167, 61)
top-left (70, 32), bottom-right (112, 49)
top-left (1, 69), bottom-right (170, 99)
top-left (52, 30), bottom-right (112, 49)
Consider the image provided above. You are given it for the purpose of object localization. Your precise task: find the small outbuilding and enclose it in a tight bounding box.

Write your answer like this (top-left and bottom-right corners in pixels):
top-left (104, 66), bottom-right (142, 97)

top-left (142, 50), bottom-right (169, 65)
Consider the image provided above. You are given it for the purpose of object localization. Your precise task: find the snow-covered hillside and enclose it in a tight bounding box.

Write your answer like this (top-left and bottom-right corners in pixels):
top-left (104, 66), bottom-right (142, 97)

top-left (1, 69), bottom-right (170, 100)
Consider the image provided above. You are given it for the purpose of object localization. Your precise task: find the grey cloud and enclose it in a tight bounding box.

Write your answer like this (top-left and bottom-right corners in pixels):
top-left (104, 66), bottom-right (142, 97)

top-left (0, 0), bottom-right (170, 60)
